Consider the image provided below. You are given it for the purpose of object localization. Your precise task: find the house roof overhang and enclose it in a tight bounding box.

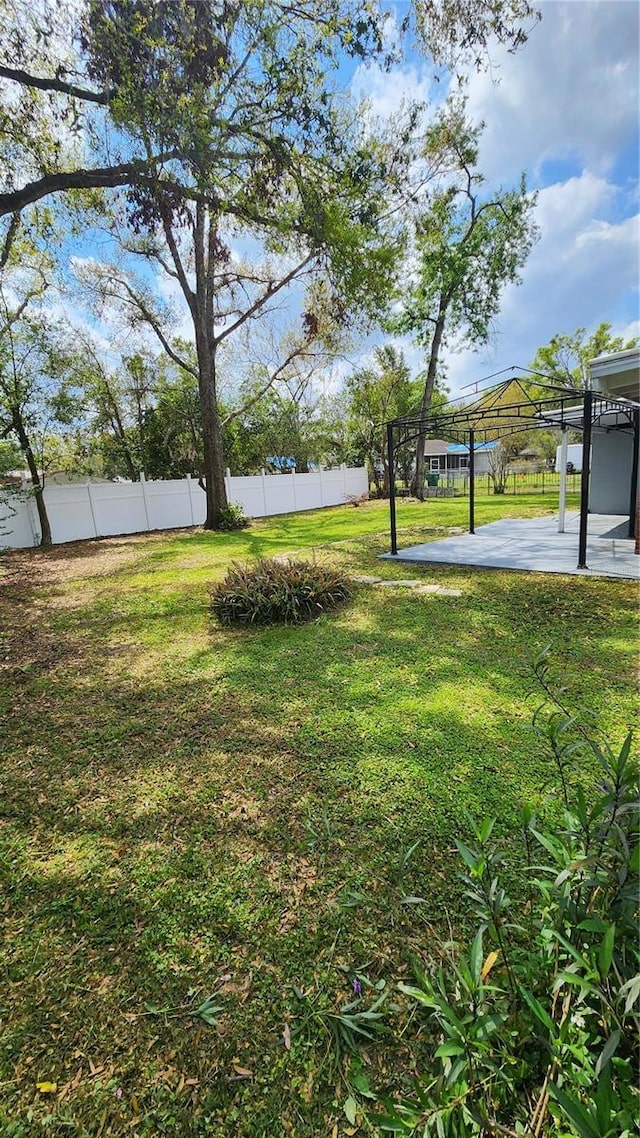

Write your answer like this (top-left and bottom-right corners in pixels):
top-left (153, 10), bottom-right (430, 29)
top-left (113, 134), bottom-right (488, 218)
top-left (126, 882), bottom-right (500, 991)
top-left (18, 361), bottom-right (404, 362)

top-left (589, 348), bottom-right (640, 401)
top-left (537, 397), bottom-right (640, 432)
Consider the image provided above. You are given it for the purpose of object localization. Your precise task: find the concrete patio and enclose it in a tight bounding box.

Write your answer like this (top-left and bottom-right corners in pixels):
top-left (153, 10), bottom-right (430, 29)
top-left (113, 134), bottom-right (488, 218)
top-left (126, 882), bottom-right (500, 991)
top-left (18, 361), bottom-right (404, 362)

top-left (382, 512), bottom-right (639, 580)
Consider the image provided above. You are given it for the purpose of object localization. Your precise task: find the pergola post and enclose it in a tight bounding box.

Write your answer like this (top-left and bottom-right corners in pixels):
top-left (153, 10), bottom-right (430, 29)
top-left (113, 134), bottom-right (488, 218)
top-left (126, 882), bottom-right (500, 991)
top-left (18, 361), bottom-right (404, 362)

top-left (558, 427), bottom-right (569, 533)
top-left (628, 409), bottom-right (639, 540)
top-left (577, 389), bottom-right (593, 570)
top-left (388, 421), bottom-right (397, 555)
top-left (469, 429), bottom-right (475, 534)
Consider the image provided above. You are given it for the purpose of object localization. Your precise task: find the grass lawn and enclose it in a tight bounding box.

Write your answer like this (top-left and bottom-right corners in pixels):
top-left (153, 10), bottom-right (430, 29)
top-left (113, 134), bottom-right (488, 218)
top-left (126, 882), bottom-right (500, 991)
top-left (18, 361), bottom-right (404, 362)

top-left (0, 494), bottom-right (637, 1137)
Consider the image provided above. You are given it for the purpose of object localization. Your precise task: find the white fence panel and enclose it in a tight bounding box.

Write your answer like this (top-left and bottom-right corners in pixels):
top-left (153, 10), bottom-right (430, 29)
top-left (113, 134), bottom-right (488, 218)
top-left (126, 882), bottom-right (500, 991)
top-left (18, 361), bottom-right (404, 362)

top-left (293, 472), bottom-right (322, 511)
top-left (228, 475), bottom-right (267, 519)
top-left (144, 478), bottom-right (193, 531)
top-left (1, 491), bottom-right (37, 547)
top-left (45, 485), bottom-right (96, 543)
top-left (0, 466), bottom-right (368, 549)
top-left (89, 482), bottom-right (149, 537)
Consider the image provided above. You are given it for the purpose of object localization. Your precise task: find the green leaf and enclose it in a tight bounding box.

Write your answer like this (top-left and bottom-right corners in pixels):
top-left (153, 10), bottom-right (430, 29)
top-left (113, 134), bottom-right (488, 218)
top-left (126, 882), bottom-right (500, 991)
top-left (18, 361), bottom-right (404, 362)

top-left (594, 1068), bottom-right (614, 1134)
top-left (435, 1042), bottom-right (465, 1058)
top-left (470, 929), bottom-right (483, 984)
top-left (344, 1095), bottom-right (357, 1125)
top-left (549, 1084), bottom-right (599, 1138)
top-left (618, 973), bottom-right (640, 1014)
top-left (350, 1072), bottom-right (375, 1099)
top-left (193, 997), bottom-right (222, 1026)
top-left (598, 924), bottom-right (615, 980)
top-left (554, 971), bottom-right (598, 996)
top-left (519, 985), bottom-right (555, 1035)
top-left (595, 1030), bottom-right (621, 1077)
top-left (454, 839), bottom-right (481, 872)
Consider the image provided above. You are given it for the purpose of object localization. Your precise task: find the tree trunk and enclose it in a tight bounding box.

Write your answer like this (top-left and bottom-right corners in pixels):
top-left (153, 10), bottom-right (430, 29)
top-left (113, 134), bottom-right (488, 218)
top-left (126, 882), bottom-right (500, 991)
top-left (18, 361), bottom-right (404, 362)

top-left (192, 204), bottom-right (228, 530)
top-left (411, 299), bottom-right (448, 500)
top-left (106, 402), bottom-right (138, 481)
top-left (195, 332), bottom-right (228, 529)
top-left (12, 408), bottom-right (52, 547)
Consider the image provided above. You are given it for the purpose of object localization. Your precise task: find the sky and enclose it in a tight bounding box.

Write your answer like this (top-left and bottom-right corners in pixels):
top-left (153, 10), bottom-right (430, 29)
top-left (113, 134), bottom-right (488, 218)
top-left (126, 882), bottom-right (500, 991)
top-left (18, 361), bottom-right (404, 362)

top-left (19, 0), bottom-right (637, 406)
top-left (345, 0), bottom-right (640, 397)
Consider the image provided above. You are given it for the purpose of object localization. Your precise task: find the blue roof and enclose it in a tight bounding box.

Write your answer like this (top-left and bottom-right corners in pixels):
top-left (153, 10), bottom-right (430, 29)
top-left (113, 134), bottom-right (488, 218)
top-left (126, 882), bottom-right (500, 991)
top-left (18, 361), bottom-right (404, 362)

top-left (266, 456), bottom-right (296, 469)
top-left (447, 441), bottom-right (498, 454)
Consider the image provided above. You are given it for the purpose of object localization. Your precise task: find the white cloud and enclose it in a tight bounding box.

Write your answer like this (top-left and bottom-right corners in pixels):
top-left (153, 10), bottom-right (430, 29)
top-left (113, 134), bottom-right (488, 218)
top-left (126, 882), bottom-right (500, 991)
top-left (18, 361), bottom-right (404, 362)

top-left (435, 174), bottom-right (639, 393)
top-left (350, 60), bottom-right (435, 123)
top-left (462, 1), bottom-right (639, 183)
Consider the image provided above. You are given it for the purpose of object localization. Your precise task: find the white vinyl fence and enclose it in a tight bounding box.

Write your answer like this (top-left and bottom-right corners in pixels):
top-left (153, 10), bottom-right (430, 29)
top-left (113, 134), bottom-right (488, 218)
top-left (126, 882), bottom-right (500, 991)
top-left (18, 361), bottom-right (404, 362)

top-left (1, 466), bottom-right (368, 549)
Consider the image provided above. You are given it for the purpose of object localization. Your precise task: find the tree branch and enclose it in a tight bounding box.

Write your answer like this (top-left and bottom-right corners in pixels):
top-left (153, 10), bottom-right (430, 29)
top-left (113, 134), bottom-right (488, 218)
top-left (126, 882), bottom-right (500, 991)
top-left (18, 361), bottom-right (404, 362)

top-left (160, 207), bottom-right (196, 314)
top-left (0, 64), bottom-right (111, 104)
top-left (215, 253), bottom-right (315, 346)
top-left (0, 151), bottom-right (190, 217)
top-left (221, 343), bottom-right (319, 425)
top-left (0, 213), bottom-right (21, 269)
top-left (116, 279), bottom-right (198, 380)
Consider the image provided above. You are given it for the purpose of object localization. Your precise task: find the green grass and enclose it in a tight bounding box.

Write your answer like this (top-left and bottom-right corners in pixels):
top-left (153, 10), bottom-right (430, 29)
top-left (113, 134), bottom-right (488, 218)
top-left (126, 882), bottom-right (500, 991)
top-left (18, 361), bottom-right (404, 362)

top-left (0, 495), bottom-right (637, 1137)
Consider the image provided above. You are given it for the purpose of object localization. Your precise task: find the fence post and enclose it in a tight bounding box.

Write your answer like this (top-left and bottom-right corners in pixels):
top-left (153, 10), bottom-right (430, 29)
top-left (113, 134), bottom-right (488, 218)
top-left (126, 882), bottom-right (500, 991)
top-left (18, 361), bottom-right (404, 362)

top-left (86, 480), bottom-right (99, 538)
top-left (139, 472), bottom-right (151, 532)
top-left (341, 462), bottom-right (347, 500)
top-left (291, 466), bottom-right (297, 510)
top-left (225, 467), bottom-right (232, 504)
top-left (318, 465), bottom-right (325, 507)
top-left (261, 469), bottom-right (268, 516)
top-left (186, 474), bottom-right (196, 526)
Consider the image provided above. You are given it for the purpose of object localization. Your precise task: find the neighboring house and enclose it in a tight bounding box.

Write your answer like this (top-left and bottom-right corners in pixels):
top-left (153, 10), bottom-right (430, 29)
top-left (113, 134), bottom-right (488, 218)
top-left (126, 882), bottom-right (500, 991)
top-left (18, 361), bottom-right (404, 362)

top-left (423, 438), bottom-right (499, 476)
top-left (265, 455), bottom-right (296, 472)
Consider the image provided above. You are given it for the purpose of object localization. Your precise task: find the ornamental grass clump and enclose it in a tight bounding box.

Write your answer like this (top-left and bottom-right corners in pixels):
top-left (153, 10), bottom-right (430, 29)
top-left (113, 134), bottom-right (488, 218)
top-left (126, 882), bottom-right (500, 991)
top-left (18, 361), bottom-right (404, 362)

top-left (211, 558), bottom-right (351, 626)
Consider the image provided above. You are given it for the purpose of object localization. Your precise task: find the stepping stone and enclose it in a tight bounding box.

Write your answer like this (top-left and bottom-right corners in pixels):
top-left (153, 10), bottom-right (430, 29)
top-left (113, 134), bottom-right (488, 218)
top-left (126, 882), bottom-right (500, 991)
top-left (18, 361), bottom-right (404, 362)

top-left (434, 587), bottom-right (463, 597)
top-left (376, 579), bottom-right (424, 587)
top-left (352, 574), bottom-right (384, 584)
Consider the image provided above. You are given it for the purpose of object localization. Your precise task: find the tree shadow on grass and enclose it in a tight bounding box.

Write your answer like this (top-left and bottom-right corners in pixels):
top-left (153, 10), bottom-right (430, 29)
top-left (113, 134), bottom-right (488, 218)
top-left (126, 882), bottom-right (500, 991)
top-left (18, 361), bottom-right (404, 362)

top-left (2, 553), bottom-right (636, 1134)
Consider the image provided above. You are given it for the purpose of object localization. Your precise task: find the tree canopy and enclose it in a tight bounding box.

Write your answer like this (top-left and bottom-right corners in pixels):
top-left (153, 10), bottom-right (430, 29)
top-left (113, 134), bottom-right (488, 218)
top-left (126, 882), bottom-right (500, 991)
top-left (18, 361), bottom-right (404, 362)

top-left (530, 323), bottom-right (639, 388)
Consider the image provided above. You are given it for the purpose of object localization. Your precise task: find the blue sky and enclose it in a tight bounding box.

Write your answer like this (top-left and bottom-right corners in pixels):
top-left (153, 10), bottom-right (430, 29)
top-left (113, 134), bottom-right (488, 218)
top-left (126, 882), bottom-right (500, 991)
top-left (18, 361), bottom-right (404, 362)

top-left (344, 0), bottom-right (639, 395)
top-left (62, 1), bottom-right (639, 404)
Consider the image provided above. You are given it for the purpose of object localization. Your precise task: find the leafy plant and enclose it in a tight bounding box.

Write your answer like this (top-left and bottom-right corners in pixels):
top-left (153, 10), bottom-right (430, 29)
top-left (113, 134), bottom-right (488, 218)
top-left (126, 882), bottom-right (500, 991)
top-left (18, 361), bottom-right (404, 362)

top-left (211, 557), bottom-right (351, 626)
top-left (144, 990), bottom-right (223, 1027)
top-left (216, 502), bottom-right (251, 532)
top-left (295, 977), bottom-right (391, 1065)
top-left (371, 655), bottom-right (639, 1136)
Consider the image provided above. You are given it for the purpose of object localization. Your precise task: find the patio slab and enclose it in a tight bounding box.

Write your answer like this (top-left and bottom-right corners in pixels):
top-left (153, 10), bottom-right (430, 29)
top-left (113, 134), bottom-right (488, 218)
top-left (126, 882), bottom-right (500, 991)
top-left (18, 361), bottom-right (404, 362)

top-left (381, 513), bottom-right (639, 580)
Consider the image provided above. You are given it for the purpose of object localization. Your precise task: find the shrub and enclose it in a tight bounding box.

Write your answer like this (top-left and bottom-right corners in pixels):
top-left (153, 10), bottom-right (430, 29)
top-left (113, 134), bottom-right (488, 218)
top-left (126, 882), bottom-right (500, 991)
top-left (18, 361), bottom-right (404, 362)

top-left (345, 492), bottom-right (369, 508)
top-left (216, 502), bottom-right (250, 531)
top-left (366, 653), bottom-right (639, 1137)
top-left (211, 558), bottom-right (351, 626)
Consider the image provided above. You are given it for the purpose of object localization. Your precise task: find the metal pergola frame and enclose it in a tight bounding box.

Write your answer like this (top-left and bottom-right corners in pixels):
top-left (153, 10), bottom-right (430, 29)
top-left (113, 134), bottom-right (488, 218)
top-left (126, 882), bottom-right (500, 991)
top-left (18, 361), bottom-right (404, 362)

top-left (386, 372), bottom-right (640, 570)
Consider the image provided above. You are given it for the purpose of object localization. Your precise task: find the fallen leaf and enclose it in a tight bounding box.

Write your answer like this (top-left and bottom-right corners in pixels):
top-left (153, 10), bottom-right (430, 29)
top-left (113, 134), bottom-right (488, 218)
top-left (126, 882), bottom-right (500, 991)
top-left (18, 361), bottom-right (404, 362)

top-left (36, 1082), bottom-right (57, 1094)
top-left (283, 1023), bottom-right (291, 1051)
top-left (481, 951), bottom-right (499, 980)
top-left (232, 1064), bottom-right (253, 1077)
top-left (344, 1095), bottom-right (357, 1124)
